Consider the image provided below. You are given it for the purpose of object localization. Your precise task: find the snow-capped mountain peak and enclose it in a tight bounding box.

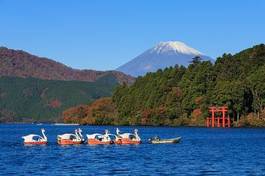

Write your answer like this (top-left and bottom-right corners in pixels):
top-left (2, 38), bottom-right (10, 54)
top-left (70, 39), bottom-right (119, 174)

top-left (117, 41), bottom-right (213, 77)
top-left (151, 41), bottom-right (202, 55)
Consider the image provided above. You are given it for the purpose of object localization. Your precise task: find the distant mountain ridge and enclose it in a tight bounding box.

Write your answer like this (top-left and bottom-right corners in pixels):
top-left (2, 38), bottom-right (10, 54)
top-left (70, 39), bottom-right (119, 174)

top-left (0, 47), bottom-right (134, 84)
top-left (117, 41), bottom-right (213, 77)
top-left (0, 46), bottom-right (135, 122)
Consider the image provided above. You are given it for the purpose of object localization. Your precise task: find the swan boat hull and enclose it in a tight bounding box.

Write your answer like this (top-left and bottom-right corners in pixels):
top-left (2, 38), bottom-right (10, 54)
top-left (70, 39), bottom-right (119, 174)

top-left (57, 139), bottom-right (82, 145)
top-left (24, 141), bottom-right (47, 145)
top-left (115, 138), bottom-right (141, 145)
top-left (87, 139), bottom-right (114, 145)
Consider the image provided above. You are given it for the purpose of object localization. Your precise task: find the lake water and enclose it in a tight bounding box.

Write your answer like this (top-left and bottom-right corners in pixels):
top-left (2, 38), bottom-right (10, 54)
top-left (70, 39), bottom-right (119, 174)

top-left (0, 124), bottom-right (265, 175)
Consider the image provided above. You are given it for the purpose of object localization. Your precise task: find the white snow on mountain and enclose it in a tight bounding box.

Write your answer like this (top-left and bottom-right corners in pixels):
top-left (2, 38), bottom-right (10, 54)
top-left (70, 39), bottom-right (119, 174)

top-left (150, 41), bottom-right (202, 55)
top-left (117, 41), bottom-right (213, 77)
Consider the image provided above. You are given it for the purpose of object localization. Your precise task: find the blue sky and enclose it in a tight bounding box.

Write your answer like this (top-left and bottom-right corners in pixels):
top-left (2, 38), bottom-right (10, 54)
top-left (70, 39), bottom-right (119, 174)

top-left (0, 0), bottom-right (265, 70)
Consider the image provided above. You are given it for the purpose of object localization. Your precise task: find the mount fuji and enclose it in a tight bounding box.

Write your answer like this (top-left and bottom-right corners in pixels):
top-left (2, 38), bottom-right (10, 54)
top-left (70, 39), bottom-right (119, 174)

top-left (117, 41), bottom-right (213, 77)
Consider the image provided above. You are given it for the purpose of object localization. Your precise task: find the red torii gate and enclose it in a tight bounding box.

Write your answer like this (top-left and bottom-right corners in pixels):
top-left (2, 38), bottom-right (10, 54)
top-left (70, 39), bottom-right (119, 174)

top-left (206, 106), bottom-right (231, 128)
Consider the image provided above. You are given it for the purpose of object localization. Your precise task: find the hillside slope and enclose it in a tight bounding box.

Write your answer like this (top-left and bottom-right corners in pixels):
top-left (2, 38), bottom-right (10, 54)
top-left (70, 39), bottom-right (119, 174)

top-left (0, 74), bottom-right (118, 122)
top-left (0, 47), bottom-right (134, 84)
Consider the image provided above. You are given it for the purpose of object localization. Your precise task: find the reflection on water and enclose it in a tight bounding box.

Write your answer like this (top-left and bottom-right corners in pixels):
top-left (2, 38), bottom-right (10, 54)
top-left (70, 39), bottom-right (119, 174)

top-left (0, 124), bottom-right (265, 175)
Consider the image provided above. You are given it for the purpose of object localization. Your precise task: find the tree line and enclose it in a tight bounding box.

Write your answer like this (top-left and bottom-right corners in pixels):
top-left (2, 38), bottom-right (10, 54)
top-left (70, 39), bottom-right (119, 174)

top-left (64, 44), bottom-right (265, 127)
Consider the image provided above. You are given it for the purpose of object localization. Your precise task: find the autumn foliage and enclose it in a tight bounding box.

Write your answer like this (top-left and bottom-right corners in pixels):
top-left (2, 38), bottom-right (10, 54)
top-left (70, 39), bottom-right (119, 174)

top-left (0, 47), bottom-right (134, 84)
top-left (63, 97), bottom-right (117, 125)
top-left (61, 44), bottom-right (265, 127)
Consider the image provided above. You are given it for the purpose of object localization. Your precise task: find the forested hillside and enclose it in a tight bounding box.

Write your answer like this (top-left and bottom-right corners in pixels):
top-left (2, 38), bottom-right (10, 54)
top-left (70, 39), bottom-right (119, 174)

top-left (0, 46), bottom-right (135, 123)
top-left (64, 44), bottom-right (265, 127)
top-left (0, 74), bottom-right (118, 122)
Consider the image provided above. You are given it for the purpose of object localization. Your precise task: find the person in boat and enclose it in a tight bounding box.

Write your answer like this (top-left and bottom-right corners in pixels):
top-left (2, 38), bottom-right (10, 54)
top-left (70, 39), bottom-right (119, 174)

top-left (149, 136), bottom-right (160, 142)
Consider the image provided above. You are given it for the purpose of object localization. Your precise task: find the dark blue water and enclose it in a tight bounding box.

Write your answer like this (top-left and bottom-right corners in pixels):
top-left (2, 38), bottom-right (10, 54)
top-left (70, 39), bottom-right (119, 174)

top-left (0, 124), bottom-right (265, 175)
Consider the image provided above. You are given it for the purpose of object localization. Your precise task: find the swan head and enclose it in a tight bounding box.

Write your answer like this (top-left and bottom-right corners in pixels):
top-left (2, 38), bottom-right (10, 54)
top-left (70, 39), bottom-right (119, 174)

top-left (116, 128), bottom-right (120, 135)
top-left (134, 129), bottom-right (140, 141)
top-left (41, 128), bottom-right (47, 140)
top-left (78, 128), bottom-right (82, 133)
top-left (105, 129), bottom-right (109, 135)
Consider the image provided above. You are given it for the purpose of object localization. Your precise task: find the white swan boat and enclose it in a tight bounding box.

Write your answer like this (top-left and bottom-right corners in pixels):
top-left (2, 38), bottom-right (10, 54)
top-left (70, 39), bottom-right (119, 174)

top-left (115, 128), bottom-right (141, 144)
top-left (86, 130), bottom-right (114, 145)
top-left (57, 128), bottom-right (84, 145)
top-left (22, 128), bottom-right (47, 145)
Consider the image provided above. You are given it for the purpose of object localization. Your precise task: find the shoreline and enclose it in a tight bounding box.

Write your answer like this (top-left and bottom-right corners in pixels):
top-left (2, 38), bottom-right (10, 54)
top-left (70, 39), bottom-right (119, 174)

top-left (1, 122), bottom-right (265, 128)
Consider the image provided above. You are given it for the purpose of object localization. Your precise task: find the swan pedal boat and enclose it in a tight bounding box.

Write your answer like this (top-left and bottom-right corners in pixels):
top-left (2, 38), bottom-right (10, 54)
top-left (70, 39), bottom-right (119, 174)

top-left (87, 130), bottom-right (114, 145)
top-left (149, 136), bottom-right (181, 144)
top-left (57, 128), bottom-right (84, 145)
top-left (115, 128), bottom-right (141, 144)
top-left (22, 128), bottom-right (47, 145)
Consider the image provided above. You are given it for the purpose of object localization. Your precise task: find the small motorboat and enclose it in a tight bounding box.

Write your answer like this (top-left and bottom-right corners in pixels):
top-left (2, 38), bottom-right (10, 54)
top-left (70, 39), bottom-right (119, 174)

top-left (22, 128), bottom-right (47, 145)
top-left (86, 130), bottom-right (114, 145)
top-left (149, 136), bottom-right (181, 144)
top-left (57, 128), bottom-right (85, 145)
top-left (115, 128), bottom-right (141, 144)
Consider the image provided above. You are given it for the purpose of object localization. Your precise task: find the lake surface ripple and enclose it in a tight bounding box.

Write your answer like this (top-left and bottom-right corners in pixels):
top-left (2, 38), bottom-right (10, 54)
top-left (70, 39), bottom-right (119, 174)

top-left (0, 124), bottom-right (265, 175)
